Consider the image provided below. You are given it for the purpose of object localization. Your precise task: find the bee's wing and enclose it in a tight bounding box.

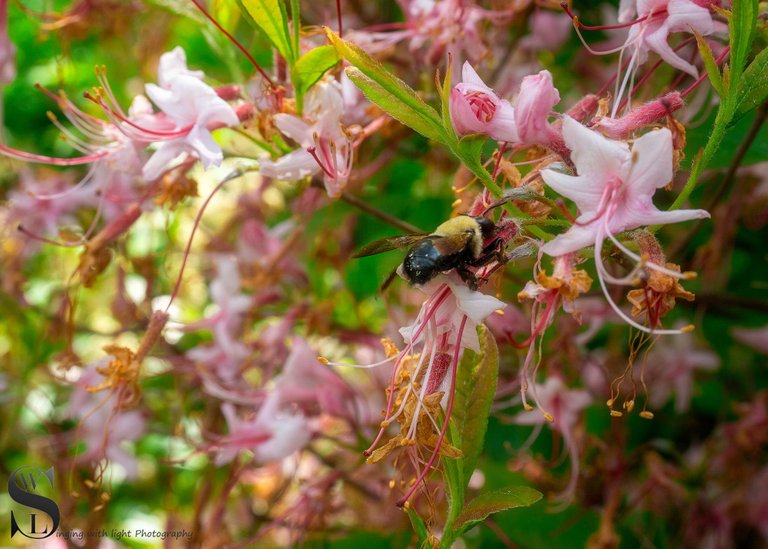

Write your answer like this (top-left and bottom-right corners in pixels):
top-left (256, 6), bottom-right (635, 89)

top-left (352, 234), bottom-right (429, 258)
top-left (430, 232), bottom-right (474, 256)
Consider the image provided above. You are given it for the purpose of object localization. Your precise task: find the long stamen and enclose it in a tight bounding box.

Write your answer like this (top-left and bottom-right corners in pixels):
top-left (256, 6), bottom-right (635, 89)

top-left (594, 232), bottom-right (690, 335)
top-left (30, 164), bottom-right (99, 201)
top-left (604, 228), bottom-right (695, 280)
top-left (307, 145), bottom-right (335, 178)
top-left (571, 21), bottom-right (643, 56)
top-left (84, 92), bottom-right (193, 139)
top-left (0, 143), bottom-right (109, 165)
top-left (397, 315), bottom-right (467, 508)
top-left (364, 286), bottom-right (451, 456)
top-left (612, 45), bottom-right (640, 118)
top-left (617, 36), bottom-right (697, 112)
top-left (320, 350), bottom-right (404, 369)
top-left (560, 2), bottom-right (649, 31)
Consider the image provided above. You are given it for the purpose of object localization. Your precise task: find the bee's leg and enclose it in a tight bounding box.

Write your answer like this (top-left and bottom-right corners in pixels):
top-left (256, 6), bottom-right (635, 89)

top-left (470, 238), bottom-right (507, 268)
top-left (457, 267), bottom-right (480, 291)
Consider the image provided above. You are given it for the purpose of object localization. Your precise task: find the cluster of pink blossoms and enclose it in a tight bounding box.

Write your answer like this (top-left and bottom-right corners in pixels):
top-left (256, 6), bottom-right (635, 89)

top-left (1, 0), bottom-right (766, 545)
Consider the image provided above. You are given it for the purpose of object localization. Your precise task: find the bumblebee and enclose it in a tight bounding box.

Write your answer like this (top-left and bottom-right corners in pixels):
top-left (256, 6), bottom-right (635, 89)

top-left (353, 214), bottom-right (507, 291)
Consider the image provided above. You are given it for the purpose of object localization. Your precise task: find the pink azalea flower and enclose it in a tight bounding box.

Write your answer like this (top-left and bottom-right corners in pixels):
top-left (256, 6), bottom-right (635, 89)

top-left (68, 361), bottom-right (146, 478)
top-left (323, 274), bottom-right (506, 506)
top-left (512, 376), bottom-right (592, 501)
top-left (450, 63), bottom-right (568, 155)
top-left (514, 70), bottom-right (562, 148)
top-left (0, 90), bottom-right (149, 217)
top-left (237, 219), bottom-right (305, 284)
top-left (450, 61), bottom-right (518, 143)
top-left (644, 327), bottom-right (719, 412)
top-left (273, 337), bottom-right (358, 420)
top-left (520, 10), bottom-right (573, 52)
top-left (621, 0), bottom-right (716, 77)
top-left (186, 256), bottom-right (253, 381)
top-left (8, 171), bottom-right (95, 238)
top-left (732, 325), bottom-right (768, 355)
top-left (142, 47), bottom-right (240, 180)
top-left (594, 92), bottom-right (685, 139)
top-left (214, 392), bottom-right (310, 465)
top-left (399, 0), bottom-right (509, 66)
top-left (259, 77), bottom-right (353, 198)
top-left (540, 116), bottom-right (709, 333)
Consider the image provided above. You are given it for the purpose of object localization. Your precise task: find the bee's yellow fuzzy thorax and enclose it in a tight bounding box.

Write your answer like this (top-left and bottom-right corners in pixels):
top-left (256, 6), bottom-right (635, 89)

top-left (433, 216), bottom-right (483, 257)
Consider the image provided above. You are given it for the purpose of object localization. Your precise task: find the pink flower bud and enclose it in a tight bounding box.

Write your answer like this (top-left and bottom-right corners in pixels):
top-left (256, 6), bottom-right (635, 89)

top-left (594, 92), bottom-right (684, 139)
top-left (515, 70), bottom-right (561, 145)
top-left (567, 94), bottom-right (599, 123)
top-left (449, 62), bottom-right (518, 142)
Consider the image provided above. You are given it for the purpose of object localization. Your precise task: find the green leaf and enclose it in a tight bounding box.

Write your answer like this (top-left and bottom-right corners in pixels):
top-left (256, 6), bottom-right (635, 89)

top-left (294, 45), bottom-right (339, 96)
top-left (238, 0), bottom-right (294, 62)
top-left (327, 29), bottom-right (445, 142)
top-left (345, 67), bottom-right (447, 143)
top-left (694, 31), bottom-right (724, 96)
top-left (736, 47), bottom-right (768, 115)
top-left (406, 507), bottom-right (429, 546)
top-left (729, 0), bottom-right (758, 82)
top-left (452, 325), bottom-right (498, 487)
top-left (457, 135), bottom-right (487, 167)
top-left (437, 61), bottom-right (456, 139)
top-left (439, 325), bottom-right (499, 548)
top-left (453, 486), bottom-right (543, 533)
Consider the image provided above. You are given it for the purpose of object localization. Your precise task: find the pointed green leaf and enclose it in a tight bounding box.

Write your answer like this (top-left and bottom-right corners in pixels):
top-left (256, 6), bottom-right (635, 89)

top-left (345, 67), bottom-right (447, 143)
top-left (438, 62), bottom-right (457, 140)
top-left (729, 0), bottom-right (758, 82)
top-left (294, 45), bottom-right (339, 95)
top-left (454, 486), bottom-right (543, 533)
top-left (457, 135), bottom-right (487, 167)
top-left (237, 0), bottom-right (294, 62)
top-left (328, 29), bottom-right (446, 142)
top-left (736, 47), bottom-right (768, 115)
top-left (452, 324), bottom-right (498, 487)
top-left (406, 507), bottom-right (429, 546)
top-left (694, 31), bottom-right (724, 96)
top-left (440, 325), bottom-right (499, 548)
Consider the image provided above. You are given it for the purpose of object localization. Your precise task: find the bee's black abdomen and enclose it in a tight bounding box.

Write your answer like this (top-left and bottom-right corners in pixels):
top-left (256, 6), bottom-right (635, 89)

top-left (403, 239), bottom-right (458, 285)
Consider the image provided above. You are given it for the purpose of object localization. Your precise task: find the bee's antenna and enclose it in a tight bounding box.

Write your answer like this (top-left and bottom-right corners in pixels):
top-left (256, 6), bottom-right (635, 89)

top-left (482, 187), bottom-right (543, 216)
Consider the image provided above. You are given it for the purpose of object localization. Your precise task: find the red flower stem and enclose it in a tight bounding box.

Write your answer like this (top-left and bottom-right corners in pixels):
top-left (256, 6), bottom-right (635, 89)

top-left (164, 169), bottom-right (244, 313)
top-left (189, 0), bottom-right (277, 89)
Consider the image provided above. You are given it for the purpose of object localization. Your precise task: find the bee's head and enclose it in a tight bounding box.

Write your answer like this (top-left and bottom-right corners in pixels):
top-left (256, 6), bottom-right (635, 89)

top-left (475, 216), bottom-right (497, 241)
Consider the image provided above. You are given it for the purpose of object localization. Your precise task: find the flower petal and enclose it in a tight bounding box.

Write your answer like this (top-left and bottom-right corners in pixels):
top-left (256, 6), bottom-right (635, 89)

top-left (540, 170), bottom-right (605, 215)
top-left (448, 281), bottom-right (507, 324)
top-left (259, 149), bottom-right (320, 181)
top-left (461, 61), bottom-right (491, 91)
top-left (488, 100), bottom-right (519, 142)
top-left (644, 22), bottom-right (698, 77)
top-left (627, 127), bottom-right (673, 195)
top-left (561, 116), bottom-right (631, 179)
top-left (541, 223), bottom-right (598, 257)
